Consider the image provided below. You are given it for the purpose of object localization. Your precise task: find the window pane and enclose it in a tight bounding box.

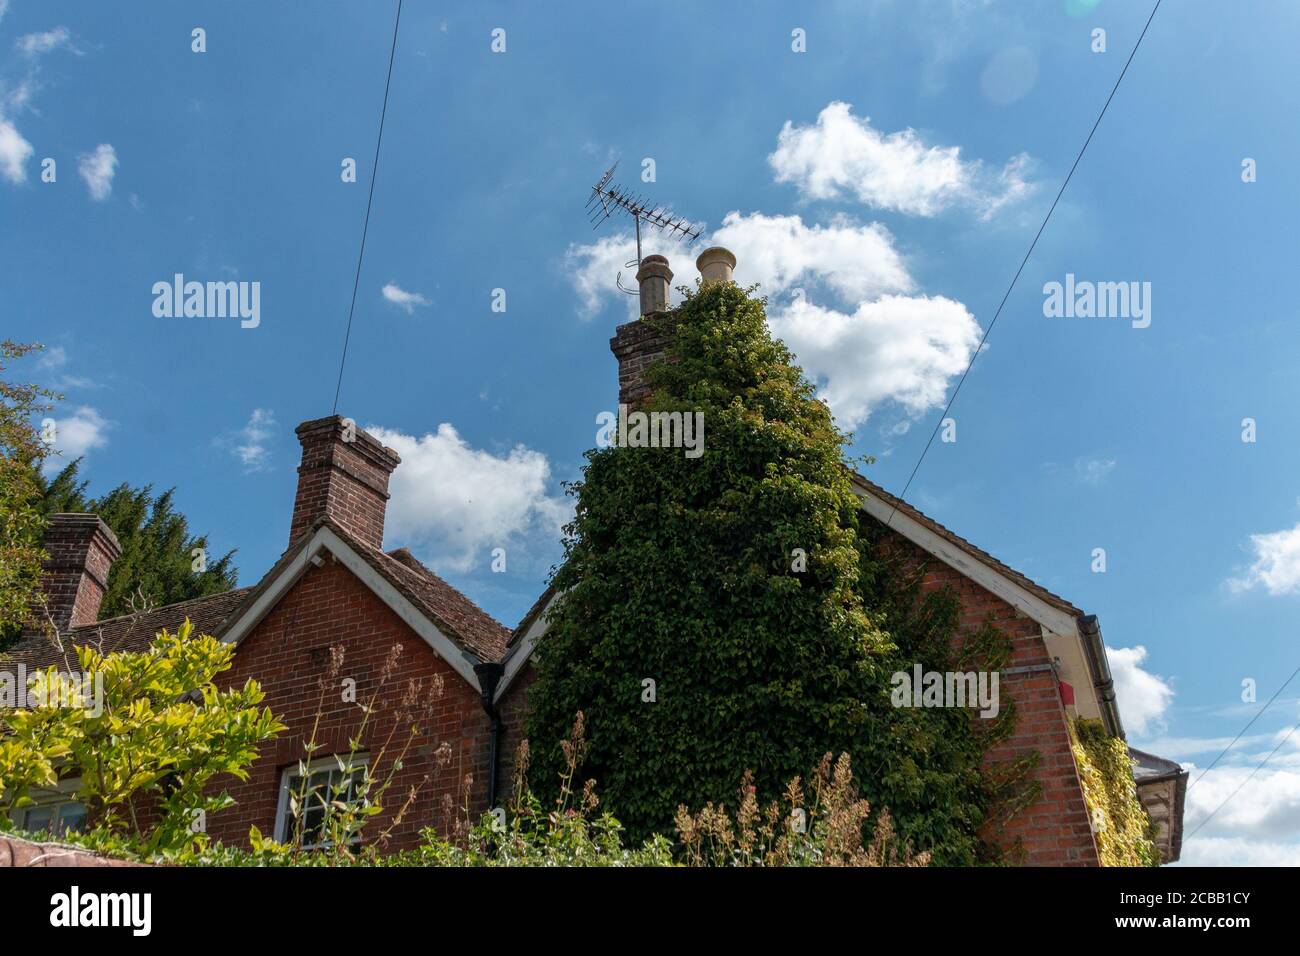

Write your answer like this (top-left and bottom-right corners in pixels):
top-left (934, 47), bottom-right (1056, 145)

top-left (23, 806), bottom-right (54, 832)
top-left (284, 761), bottom-right (366, 847)
top-left (54, 803), bottom-right (86, 836)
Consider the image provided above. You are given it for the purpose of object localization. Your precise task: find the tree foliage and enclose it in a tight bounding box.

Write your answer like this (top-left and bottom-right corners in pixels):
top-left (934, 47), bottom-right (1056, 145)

top-left (0, 342), bottom-right (54, 639)
top-left (0, 620), bottom-right (284, 857)
top-left (525, 282), bottom-right (1017, 862)
top-left (35, 457), bottom-right (238, 619)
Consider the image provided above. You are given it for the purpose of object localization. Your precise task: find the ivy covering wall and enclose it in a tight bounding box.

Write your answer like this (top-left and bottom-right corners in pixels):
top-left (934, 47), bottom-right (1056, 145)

top-left (1071, 717), bottom-right (1159, 867)
top-left (526, 281), bottom-right (1035, 863)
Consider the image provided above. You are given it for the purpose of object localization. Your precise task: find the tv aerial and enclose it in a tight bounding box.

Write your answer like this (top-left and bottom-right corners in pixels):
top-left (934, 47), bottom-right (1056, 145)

top-left (585, 161), bottom-right (703, 295)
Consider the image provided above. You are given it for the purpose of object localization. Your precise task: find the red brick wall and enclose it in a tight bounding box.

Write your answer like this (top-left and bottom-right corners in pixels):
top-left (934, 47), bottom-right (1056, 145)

top-left (875, 522), bottom-right (1100, 866)
top-left (205, 558), bottom-right (491, 851)
top-left (289, 417), bottom-right (399, 550)
top-left (35, 515), bottom-right (121, 632)
top-left (493, 532), bottom-right (1098, 867)
top-left (609, 314), bottom-right (684, 407)
top-left (495, 662), bottom-right (536, 804)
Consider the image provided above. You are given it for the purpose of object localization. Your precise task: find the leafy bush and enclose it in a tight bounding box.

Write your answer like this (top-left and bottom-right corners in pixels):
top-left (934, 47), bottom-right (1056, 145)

top-left (675, 751), bottom-right (929, 867)
top-left (395, 715), bottom-right (676, 867)
top-left (0, 620), bottom-right (283, 857)
top-left (189, 715), bottom-right (927, 868)
top-left (0, 341), bottom-right (55, 647)
top-left (525, 281), bottom-right (1023, 862)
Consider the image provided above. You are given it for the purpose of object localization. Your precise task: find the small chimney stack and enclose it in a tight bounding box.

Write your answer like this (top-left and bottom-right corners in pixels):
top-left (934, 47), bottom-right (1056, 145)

top-left (636, 254), bottom-right (673, 316)
top-left (696, 246), bottom-right (736, 286)
top-left (34, 514), bottom-right (122, 634)
top-left (612, 248), bottom-right (742, 406)
top-left (289, 416), bottom-right (401, 550)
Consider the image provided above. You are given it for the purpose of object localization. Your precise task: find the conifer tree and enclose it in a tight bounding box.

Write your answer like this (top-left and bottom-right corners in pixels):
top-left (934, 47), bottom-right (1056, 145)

top-left (33, 458), bottom-right (238, 620)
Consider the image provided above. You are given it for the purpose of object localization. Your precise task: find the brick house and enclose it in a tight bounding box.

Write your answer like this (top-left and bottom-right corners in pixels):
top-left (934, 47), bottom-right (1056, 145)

top-left (5, 246), bottom-right (1185, 864)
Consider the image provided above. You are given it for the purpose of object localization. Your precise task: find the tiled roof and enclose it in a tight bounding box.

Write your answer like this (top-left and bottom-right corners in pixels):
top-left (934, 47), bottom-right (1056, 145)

top-left (509, 586), bottom-right (556, 650)
top-left (2, 588), bottom-right (253, 671)
top-left (207, 519), bottom-right (511, 663)
top-left (377, 546), bottom-right (510, 661)
top-left (4, 523), bottom-right (511, 673)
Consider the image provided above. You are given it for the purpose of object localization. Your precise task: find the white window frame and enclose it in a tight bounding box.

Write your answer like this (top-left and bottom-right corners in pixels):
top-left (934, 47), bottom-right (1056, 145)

top-left (273, 755), bottom-right (369, 848)
top-left (11, 776), bottom-right (87, 837)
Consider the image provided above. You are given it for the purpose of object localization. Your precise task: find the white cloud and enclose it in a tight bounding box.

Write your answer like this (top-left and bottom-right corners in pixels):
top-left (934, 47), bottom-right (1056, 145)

top-left (37, 345), bottom-right (67, 370)
top-left (768, 101), bottom-right (1034, 218)
top-left (1075, 457), bottom-right (1116, 485)
top-left (722, 210), bottom-right (980, 428)
top-left (1180, 835), bottom-right (1300, 867)
top-left (1137, 733), bottom-right (1270, 763)
top-left (0, 1), bottom-right (9, 24)
top-left (0, 116), bottom-right (33, 183)
top-left (1182, 761), bottom-right (1300, 848)
top-left (381, 282), bottom-right (431, 314)
top-left (1043, 456), bottom-right (1119, 485)
top-left (1229, 521), bottom-right (1300, 596)
top-left (566, 234), bottom-right (645, 319)
top-left (232, 408), bottom-right (276, 473)
top-left (711, 211), bottom-right (913, 303)
top-left (77, 144), bottom-right (117, 201)
top-left (1107, 644), bottom-right (1174, 738)
top-left (1164, 723), bottom-right (1300, 864)
top-left (768, 294), bottom-right (980, 428)
top-left (41, 406), bottom-right (110, 475)
top-left (32, 344), bottom-right (95, 390)
top-left (17, 26), bottom-right (71, 56)
top-left (368, 422), bottom-right (568, 574)
top-left (3, 75), bottom-right (36, 113)
top-left (564, 210), bottom-right (980, 428)
top-left (563, 106), bottom-right (1024, 427)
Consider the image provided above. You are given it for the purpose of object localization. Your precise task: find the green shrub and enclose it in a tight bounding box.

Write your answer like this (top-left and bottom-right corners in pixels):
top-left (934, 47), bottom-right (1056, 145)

top-left (525, 281), bottom-right (1025, 862)
top-left (0, 620), bottom-right (283, 857)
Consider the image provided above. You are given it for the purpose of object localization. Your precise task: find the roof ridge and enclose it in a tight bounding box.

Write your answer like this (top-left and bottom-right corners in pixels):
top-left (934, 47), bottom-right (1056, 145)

top-left (382, 547), bottom-right (510, 632)
top-left (67, 586), bottom-right (252, 633)
top-left (847, 470), bottom-right (1082, 617)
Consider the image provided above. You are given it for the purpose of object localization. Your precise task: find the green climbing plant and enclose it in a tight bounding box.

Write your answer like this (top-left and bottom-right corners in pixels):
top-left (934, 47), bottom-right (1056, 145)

top-left (526, 280), bottom-right (1028, 863)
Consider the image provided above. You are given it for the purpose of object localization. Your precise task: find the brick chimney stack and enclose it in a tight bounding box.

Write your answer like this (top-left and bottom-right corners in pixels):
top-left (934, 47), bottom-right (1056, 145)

top-left (289, 416), bottom-right (401, 550)
top-left (36, 514), bottom-right (122, 634)
top-left (610, 246), bottom-right (737, 407)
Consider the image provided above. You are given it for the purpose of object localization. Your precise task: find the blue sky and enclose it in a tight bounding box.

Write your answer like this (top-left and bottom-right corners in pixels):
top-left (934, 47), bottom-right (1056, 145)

top-left (4, 0), bottom-right (1299, 865)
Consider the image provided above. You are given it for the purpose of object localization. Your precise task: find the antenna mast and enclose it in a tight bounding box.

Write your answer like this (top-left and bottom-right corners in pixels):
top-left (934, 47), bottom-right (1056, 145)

top-left (585, 162), bottom-right (703, 295)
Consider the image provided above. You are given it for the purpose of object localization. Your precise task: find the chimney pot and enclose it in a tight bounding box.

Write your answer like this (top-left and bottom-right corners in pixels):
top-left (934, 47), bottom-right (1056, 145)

top-left (635, 255), bottom-right (673, 316)
top-left (696, 246), bottom-right (737, 286)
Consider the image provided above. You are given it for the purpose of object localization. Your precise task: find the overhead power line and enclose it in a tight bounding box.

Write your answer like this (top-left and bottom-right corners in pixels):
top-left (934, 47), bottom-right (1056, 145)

top-left (886, 0), bottom-right (1164, 526)
top-left (331, 0), bottom-right (404, 416)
